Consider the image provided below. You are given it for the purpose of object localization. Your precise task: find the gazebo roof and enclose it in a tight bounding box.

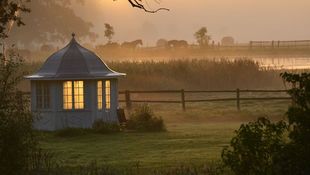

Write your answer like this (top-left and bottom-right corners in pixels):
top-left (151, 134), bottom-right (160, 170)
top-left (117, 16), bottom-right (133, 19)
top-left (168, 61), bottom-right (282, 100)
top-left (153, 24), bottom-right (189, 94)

top-left (25, 34), bottom-right (125, 80)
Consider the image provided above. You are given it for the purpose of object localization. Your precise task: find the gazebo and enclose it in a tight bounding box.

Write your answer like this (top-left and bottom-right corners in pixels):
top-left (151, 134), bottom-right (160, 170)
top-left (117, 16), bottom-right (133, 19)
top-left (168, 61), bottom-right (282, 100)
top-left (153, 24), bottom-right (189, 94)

top-left (25, 34), bottom-right (125, 131)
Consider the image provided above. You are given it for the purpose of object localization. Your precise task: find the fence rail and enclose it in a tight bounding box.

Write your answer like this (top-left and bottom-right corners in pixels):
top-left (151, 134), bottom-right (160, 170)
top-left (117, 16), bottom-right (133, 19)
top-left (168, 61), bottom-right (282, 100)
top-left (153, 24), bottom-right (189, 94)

top-left (23, 89), bottom-right (292, 111)
top-left (119, 89), bottom-right (292, 111)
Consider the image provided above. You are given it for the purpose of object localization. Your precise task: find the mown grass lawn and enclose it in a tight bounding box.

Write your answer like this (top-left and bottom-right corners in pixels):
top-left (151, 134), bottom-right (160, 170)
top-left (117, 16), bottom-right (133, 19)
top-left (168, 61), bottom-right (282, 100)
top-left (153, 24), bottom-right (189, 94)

top-left (40, 100), bottom-right (288, 168)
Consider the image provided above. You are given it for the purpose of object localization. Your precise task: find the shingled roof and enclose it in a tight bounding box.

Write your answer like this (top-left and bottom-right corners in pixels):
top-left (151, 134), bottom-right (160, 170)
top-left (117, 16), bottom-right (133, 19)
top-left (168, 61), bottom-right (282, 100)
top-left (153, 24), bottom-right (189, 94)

top-left (25, 34), bottom-right (125, 80)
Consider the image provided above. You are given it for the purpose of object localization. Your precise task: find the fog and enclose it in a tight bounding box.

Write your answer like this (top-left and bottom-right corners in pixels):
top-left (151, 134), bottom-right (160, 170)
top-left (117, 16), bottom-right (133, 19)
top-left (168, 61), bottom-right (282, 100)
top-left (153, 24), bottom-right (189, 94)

top-left (74, 0), bottom-right (310, 45)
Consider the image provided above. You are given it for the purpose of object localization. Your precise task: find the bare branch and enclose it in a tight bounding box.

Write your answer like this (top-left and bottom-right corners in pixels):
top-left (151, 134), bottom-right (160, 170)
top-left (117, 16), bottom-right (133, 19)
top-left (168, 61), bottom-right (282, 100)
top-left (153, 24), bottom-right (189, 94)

top-left (127, 0), bottom-right (169, 13)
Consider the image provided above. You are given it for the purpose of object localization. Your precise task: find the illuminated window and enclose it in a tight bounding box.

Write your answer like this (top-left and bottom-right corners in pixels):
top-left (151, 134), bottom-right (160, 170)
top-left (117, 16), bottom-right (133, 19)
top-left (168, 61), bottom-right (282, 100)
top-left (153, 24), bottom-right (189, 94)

top-left (105, 80), bottom-right (111, 109)
top-left (97, 81), bottom-right (103, 110)
top-left (36, 82), bottom-right (50, 109)
top-left (63, 81), bottom-right (73, 110)
top-left (74, 81), bottom-right (84, 109)
top-left (63, 81), bottom-right (84, 110)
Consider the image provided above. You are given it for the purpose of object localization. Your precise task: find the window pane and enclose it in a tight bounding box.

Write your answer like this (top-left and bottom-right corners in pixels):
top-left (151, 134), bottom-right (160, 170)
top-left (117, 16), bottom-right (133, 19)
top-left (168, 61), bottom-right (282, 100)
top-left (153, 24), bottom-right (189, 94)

top-left (97, 81), bottom-right (102, 109)
top-left (63, 81), bottom-right (73, 110)
top-left (36, 83), bottom-right (43, 109)
top-left (105, 80), bottom-right (111, 109)
top-left (74, 81), bottom-right (84, 109)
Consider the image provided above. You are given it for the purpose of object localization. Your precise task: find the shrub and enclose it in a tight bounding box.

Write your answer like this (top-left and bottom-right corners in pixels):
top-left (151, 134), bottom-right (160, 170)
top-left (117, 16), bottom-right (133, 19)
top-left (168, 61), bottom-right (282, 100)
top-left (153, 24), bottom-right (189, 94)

top-left (92, 120), bottom-right (120, 134)
top-left (221, 117), bottom-right (287, 175)
top-left (127, 104), bottom-right (165, 132)
top-left (0, 53), bottom-right (38, 175)
top-left (55, 128), bottom-right (91, 137)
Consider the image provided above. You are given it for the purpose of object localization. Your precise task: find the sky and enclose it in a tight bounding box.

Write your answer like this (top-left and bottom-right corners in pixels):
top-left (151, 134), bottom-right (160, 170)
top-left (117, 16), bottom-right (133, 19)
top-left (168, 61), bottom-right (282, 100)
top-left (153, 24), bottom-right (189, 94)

top-left (74, 0), bottom-right (310, 46)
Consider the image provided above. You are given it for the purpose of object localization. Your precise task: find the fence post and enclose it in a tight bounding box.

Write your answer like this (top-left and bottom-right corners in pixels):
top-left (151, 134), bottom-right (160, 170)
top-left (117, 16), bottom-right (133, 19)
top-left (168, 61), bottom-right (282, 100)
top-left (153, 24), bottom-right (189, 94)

top-left (181, 89), bottom-right (186, 111)
top-left (236, 88), bottom-right (240, 111)
top-left (125, 90), bottom-right (132, 110)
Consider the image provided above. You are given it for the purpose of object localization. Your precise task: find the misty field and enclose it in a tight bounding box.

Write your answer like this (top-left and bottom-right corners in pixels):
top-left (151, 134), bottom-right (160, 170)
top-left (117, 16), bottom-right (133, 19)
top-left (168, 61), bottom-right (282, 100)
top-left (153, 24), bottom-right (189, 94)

top-left (39, 99), bottom-right (289, 168)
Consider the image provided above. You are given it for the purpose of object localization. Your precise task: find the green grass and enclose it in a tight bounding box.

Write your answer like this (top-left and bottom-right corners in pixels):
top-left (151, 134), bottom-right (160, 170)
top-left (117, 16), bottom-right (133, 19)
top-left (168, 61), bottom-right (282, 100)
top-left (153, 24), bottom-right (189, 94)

top-left (40, 100), bottom-right (289, 168)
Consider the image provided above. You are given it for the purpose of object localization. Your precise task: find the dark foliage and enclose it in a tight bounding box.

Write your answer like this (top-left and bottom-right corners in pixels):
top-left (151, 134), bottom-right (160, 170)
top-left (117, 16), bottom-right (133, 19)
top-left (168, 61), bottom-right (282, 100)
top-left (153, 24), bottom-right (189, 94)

top-left (92, 120), bottom-right (120, 134)
top-left (0, 0), bottom-right (30, 39)
top-left (0, 52), bottom-right (38, 175)
top-left (221, 117), bottom-right (287, 175)
top-left (127, 104), bottom-right (165, 132)
top-left (222, 72), bottom-right (310, 175)
top-left (279, 72), bottom-right (310, 174)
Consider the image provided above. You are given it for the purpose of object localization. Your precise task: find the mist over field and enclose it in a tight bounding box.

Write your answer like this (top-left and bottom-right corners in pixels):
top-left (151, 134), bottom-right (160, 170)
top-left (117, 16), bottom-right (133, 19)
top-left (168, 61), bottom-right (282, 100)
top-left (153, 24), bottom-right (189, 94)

top-left (1, 1), bottom-right (310, 174)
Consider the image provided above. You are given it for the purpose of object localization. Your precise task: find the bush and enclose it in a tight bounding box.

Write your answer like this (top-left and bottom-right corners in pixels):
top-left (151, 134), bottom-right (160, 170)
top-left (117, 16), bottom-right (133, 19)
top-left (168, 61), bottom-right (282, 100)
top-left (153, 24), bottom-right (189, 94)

top-left (92, 120), bottom-right (120, 134)
top-left (127, 104), bottom-right (165, 132)
top-left (221, 117), bottom-right (287, 175)
top-left (55, 128), bottom-right (91, 137)
top-left (0, 53), bottom-right (38, 175)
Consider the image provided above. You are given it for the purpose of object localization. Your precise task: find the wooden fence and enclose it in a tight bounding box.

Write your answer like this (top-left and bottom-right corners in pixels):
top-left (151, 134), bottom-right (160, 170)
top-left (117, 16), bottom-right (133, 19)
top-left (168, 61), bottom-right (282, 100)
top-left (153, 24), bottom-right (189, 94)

top-left (119, 89), bottom-right (292, 111)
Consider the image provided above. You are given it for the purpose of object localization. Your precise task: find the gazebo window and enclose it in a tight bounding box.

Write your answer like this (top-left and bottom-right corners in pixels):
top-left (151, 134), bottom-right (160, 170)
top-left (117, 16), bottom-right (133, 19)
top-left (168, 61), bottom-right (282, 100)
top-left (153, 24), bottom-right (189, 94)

top-left (74, 81), bottom-right (84, 109)
top-left (36, 82), bottom-right (50, 109)
top-left (63, 81), bottom-right (84, 110)
top-left (63, 81), bottom-right (73, 109)
top-left (105, 80), bottom-right (111, 109)
top-left (97, 81), bottom-right (103, 110)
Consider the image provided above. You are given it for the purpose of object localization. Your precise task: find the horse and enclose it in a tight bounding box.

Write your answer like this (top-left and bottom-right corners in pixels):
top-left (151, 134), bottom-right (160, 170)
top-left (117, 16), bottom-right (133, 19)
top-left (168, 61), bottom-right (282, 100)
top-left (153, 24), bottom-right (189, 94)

top-left (121, 40), bottom-right (143, 49)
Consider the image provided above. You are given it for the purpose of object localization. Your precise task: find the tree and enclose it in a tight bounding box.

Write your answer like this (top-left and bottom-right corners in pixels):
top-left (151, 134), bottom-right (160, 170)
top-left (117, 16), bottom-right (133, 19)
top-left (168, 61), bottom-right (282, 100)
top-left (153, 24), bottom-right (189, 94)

top-left (194, 27), bottom-right (211, 47)
top-left (0, 0), bottom-right (30, 39)
top-left (104, 23), bottom-right (115, 43)
top-left (279, 72), bottom-right (310, 174)
top-left (222, 72), bottom-right (310, 175)
top-left (0, 1), bottom-right (38, 174)
top-left (8, 0), bottom-right (98, 47)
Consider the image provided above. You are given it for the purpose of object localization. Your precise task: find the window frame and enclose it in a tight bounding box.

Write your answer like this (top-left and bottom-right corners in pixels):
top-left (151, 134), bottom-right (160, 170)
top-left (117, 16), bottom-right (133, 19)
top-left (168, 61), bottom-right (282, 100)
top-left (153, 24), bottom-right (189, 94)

top-left (105, 80), bottom-right (111, 110)
top-left (97, 80), bottom-right (111, 111)
top-left (63, 80), bottom-right (85, 110)
top-left (36, 82), bottom-right (50, 110)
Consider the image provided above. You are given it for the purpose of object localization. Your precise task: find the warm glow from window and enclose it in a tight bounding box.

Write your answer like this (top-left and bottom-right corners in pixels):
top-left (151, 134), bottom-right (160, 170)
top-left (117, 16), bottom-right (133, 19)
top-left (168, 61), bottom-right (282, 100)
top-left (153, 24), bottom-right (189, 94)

top-left (105, 80), bottom-right (111, 109)
top-left (74, 81), bottom-right (84, 109)
top-left (97, 81), bottom-right (103, 110)
top-left (63, 81), bottom-right (73, 110)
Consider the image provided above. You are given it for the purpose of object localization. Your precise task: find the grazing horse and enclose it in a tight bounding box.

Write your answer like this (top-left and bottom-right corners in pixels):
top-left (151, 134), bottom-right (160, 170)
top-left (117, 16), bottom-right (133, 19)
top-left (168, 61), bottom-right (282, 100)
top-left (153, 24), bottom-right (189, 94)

top-left (121, 40), bottom-right (143, 49)
top-left (167, 40), bottom-right (188, 48)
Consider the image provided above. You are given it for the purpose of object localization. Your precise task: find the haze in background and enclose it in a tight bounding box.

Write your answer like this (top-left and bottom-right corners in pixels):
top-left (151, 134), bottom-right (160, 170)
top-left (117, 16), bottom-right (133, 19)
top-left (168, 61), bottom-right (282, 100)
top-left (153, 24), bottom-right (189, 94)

top-left (74, 0), bottom-right (310, 45)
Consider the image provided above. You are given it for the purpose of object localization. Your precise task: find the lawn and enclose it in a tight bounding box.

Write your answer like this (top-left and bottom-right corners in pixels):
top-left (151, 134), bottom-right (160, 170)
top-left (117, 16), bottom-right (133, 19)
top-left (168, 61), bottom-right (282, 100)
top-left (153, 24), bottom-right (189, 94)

top-left (40, 100), bottom-right (289, 168)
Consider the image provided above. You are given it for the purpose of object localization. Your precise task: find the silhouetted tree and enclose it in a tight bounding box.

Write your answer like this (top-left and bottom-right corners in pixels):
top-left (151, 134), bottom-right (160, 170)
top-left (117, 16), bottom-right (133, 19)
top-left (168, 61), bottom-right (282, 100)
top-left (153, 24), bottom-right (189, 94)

top-left (194, 27), bottom-right (211, 47)
top-left (104, 23), bottom-right (115, 43)
top-left (8, 0), bottom-right (98, 46)
top-left (0, 0), bottom-right (30, 39)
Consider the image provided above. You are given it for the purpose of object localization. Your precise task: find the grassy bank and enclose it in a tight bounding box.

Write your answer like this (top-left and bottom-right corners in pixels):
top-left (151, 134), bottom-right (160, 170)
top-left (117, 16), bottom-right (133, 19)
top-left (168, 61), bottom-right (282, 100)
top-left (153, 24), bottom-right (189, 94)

top-left (40, 99), bottom-right (289, 169)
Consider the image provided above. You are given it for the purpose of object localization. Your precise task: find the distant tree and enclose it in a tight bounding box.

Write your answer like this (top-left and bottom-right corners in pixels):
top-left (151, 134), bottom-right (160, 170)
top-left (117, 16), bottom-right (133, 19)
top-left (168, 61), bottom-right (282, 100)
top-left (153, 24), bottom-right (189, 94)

top-left (8, 0), bottom-right (98, 47)
top-left (194, 27), bottom-right (211, 47)
top-left (104, 23), bottom-right (115, 43)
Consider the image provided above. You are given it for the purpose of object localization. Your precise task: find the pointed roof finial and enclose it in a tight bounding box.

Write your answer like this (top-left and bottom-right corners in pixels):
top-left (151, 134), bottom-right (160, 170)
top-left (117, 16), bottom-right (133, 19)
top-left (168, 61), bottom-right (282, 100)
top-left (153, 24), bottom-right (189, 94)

top-left (72, 32), bottom-right (76, 38)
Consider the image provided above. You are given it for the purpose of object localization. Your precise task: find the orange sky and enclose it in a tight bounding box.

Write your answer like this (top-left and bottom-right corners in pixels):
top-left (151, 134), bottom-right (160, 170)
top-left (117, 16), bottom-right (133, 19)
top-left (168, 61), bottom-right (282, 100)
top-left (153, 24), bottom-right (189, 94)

top-left (74, 0), bottom-right (310, 45)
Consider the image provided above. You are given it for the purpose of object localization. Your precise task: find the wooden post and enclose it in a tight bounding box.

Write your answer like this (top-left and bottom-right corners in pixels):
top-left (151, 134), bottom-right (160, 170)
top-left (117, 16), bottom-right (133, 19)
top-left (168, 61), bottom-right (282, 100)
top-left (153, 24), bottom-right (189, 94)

top-left (181, 89), bottom-right (186, 111)
top-left (236, 88), bottom-right (240, 111)
top-left (125, 90), bottom-right (132, 110)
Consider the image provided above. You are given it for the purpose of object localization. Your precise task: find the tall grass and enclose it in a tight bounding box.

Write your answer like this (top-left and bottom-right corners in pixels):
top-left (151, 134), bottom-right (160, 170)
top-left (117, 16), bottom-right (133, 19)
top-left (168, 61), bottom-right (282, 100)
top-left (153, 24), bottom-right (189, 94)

top-left (20, 59), bottom-right (284, 91)
top-left (109, 59), bottom-right (284, 90)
